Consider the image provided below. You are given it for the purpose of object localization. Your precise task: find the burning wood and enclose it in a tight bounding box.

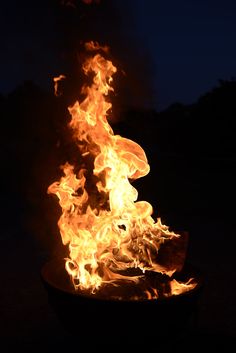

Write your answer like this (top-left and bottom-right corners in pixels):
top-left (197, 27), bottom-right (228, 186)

top-left (48, 42), bottom-right (196, 299)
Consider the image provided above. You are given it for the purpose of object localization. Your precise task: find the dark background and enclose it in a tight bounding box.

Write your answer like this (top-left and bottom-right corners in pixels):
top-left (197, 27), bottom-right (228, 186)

top-left (1, 0), bottom-right (236, 351)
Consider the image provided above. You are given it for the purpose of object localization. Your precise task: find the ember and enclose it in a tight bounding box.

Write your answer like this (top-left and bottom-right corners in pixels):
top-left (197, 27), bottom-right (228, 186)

top-left (47, 41), bottom-right (197, 299)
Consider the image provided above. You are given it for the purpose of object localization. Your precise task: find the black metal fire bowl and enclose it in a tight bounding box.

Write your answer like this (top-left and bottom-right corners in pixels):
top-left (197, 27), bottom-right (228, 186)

top-left (41, 258), bottom-right (204, 338)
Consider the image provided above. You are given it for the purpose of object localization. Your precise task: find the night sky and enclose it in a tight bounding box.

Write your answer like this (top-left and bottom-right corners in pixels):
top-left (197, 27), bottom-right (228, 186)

top-left (1, 0), bottom-right (236, 110)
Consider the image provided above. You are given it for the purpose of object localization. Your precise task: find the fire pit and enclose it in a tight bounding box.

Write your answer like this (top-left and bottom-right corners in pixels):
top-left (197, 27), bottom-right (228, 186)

top-left (41, 257), bottom-right (203, 337)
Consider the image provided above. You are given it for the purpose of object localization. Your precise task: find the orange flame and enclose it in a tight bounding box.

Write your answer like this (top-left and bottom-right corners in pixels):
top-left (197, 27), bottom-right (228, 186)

top-left (168, 278), bottom-right (196, 297)
top-left (48, 42), bottom-right (196, 297)
top-left (53, 74), bottom-right (66, 97)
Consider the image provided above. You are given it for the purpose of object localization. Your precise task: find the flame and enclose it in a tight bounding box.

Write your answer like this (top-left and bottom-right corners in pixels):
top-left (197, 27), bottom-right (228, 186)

top-left (53, 74), bottom-right (66, 97)
top-left (168, 278), bottom-right (197, 297)
top-left (48, 42), bottom-right (196, 298)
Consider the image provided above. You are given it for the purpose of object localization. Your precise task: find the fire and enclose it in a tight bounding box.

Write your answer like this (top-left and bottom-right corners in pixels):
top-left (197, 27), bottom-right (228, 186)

top-left (53, 74), bottom-right (66, 97)
top-left (48, 42), bottom-right (196, 298)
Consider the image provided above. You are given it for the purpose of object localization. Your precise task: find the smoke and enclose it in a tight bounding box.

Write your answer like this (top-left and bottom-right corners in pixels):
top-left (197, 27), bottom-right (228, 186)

top-left (82, 0), bottom-right (100, 4)
top-left (61, 0), bottom-right (100, 6)
top-left (56, 0), bottom-right (155, 117)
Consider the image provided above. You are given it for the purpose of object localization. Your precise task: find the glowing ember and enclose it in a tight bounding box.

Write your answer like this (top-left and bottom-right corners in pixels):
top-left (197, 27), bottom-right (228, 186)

top-left (48, 42), bottom-right (196, 298)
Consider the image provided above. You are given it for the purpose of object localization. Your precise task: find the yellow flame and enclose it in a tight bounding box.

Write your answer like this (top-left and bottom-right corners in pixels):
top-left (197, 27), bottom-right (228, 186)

top-left (48, 42), bottom-right (196, 297)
